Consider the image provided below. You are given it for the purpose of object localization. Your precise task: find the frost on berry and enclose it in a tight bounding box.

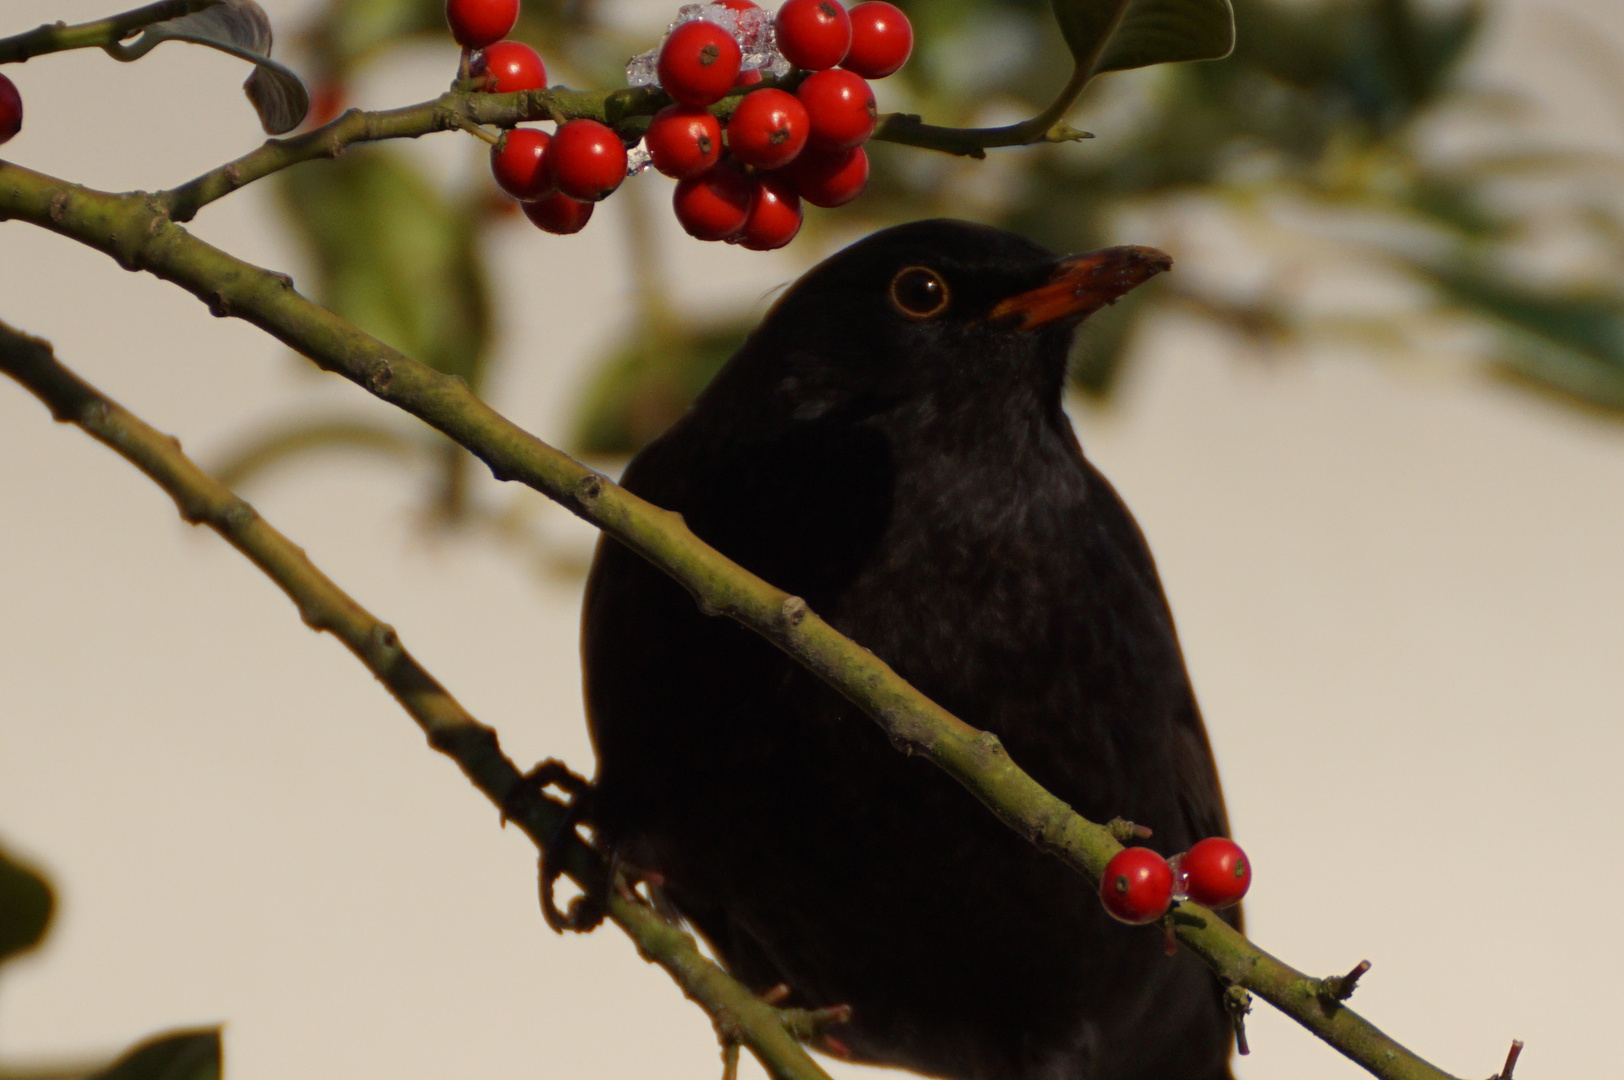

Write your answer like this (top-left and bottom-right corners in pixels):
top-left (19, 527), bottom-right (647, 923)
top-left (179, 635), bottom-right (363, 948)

top-left (627, 1), bottom-right (789, 90)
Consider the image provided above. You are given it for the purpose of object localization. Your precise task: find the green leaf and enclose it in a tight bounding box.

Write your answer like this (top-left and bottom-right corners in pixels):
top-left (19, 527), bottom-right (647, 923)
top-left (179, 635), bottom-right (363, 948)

top-left (114, 0), bottom-right (309, 134)
top-left (274, 149), bottom-right (492, 390)
top-left (573, 319), bottom-right (753, 456)
top-left (1422, 262), bottom-right (1624, 413)
top-left (87, 1030), bottom-right (220, 1080)
top-left (1051, 0), bottom-right (1235, 77)
top-left (0, 842), bottom-right (54, 965)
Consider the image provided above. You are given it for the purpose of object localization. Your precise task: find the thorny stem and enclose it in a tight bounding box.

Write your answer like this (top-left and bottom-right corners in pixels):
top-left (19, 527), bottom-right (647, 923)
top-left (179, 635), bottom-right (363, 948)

top-left (0, 318), bottom-right (837, 1080)
top-left (0, 0), bottom-right (220, 65)
top-left (0, 158), bottom-right (1512, 1080)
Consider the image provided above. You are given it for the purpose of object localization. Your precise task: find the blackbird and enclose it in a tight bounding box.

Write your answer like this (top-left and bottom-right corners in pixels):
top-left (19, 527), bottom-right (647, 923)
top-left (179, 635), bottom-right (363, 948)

top-left (580, 219), bottom-right (1237, 1080)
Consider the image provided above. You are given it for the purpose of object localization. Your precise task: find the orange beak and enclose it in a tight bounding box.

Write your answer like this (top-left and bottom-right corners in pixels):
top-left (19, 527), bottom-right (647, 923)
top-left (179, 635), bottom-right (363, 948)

top-left (989, 246), bottom-right (1172, 331)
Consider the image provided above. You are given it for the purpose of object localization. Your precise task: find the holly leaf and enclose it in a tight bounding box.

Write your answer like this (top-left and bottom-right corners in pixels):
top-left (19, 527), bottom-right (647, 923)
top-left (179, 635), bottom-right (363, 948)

top-left (0, 842), bottom-right (54, 965)
top-left (1052, 0), bottom-right (1235, 76)
top-left (114, 0), bottom-right (309, 134)
top-left (88, 1029), bottom-right (221, 1080)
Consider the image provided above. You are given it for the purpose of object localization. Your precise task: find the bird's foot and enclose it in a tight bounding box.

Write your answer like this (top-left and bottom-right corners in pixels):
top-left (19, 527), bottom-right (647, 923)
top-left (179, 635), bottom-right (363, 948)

top-left (715, 984), bottom-right (855, 1080)
top-left (505, 758), bottom-right (606, 934)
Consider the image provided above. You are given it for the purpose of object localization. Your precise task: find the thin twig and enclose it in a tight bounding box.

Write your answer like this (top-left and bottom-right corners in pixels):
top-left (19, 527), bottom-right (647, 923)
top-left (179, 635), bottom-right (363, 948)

top-left (0, 317), bottom-right (838, 1080)
top-left (0, 0), bottom-right (219, 65)
top-left (0, 160), bottom-right (1468, 1080)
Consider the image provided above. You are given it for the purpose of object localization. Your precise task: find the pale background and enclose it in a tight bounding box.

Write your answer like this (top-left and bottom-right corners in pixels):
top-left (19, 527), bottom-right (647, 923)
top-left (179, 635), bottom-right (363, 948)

top-left (2, 1), bottom-right (1623, 1078)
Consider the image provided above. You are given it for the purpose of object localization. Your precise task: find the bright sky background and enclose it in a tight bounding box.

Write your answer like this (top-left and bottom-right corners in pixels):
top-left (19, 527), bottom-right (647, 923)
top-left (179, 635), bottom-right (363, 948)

top-left (3, 1), bottom-right (1624, 1079)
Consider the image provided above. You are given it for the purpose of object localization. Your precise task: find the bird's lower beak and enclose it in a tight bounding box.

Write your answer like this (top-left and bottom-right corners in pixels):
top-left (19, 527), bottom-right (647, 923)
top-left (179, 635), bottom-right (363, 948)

top-left (989, 246), bottom-right (1173, 331)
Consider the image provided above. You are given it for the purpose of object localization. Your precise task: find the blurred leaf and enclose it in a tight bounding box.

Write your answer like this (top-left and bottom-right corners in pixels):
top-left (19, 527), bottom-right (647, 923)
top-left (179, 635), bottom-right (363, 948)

top-left (1052, 0), bottom-right (1235, 76)
top-left (573, 319), bottom-right (753, 456)
top-left (1423, 263), bottom-right (1624, 412)
top-left (0, 841), bottom-right (54, 965)
top-left (210, 416), bottom-right (424, 488)
top-left (118, 1), bottom-right (309, 133)
top-left (87, 1030), bottom-right (220, 1080)
top-left (276, 149), bottom-right (492, 390)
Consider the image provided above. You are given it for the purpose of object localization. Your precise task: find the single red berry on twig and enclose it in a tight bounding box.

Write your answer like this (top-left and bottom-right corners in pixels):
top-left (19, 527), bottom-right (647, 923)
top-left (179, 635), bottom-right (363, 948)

top-left (658, 20), bottom-right (743, 106)
top-left (785, 144), bottom-right (867, 207)
top-left (0, 74), bottom-right (22, 146)
top-left (1099, 847), bottom-right (1174, 926)
top-left (471, 41), bottom-right (548, 93)
top-left (737, 173), bottom-right (803, 250)
top-left (646, 105), bottom-right (724, 179)
top-left (490, 127), bottom-right (555, 200)
top-left (523, 190), bottom-right (594, 234)
top-left (797, 68), bottom-right (875, 150)
top-left (775, 0), bottom-right (852, 71)
top-left (727, 88), bottom-right (809, 169)
top-left (1180, 838), bottom-right (1250, 910)
top-left (842, 1), bottom-right (911, 78)
top-left (550, 119), bottom-right (627, 201)
top-left (446, 0), bottom-right (519, 50)
top-left (673, 164), bottom-right (753, 240)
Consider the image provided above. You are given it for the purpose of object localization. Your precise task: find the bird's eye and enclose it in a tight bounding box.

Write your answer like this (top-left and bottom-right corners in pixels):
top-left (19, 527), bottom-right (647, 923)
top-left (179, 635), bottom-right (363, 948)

top-left (889, 267), bottom-right (950, 319)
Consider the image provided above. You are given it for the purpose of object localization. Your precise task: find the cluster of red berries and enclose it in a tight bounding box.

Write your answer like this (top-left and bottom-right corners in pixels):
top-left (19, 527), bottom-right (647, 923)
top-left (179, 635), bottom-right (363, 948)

top-left (0, 73), bottom-right (22, 146)
top-left (1099, 837), bottom-right (1250, 926)
top-left (448, 0), bottom-right (912, 248)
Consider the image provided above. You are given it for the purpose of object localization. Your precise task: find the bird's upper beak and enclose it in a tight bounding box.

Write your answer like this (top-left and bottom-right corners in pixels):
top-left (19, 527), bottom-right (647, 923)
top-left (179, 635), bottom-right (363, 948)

top-left (988, 246), bottom-right (1172, 331)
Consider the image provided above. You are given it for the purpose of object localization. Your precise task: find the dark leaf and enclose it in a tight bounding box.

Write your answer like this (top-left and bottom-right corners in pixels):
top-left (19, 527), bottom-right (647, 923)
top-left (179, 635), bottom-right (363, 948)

top-left (117, 0), bottom-right (309, 133)
top-left (86, 1029), bottom-right (220, 1080)
top-left (1051, 0), bottom-right (1235, 76)
top-left (0, 842), bottom-right (54, 965)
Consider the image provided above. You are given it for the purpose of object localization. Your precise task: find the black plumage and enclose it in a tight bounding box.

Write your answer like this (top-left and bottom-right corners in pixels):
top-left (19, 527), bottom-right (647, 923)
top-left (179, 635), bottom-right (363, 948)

top-left (581, 219), bottom-right (1236, 1080)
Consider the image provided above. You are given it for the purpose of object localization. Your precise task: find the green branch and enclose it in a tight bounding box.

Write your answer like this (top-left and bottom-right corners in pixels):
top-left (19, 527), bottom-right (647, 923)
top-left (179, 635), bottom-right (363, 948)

top-left (157, 75), bottom-right (1094, 221)
top-left (0, 0), bottom-right (220, 65)
top-left (0, 317), bottom-right (839, 1080)
top-left (0, 160), bottom-right (1481, 1080)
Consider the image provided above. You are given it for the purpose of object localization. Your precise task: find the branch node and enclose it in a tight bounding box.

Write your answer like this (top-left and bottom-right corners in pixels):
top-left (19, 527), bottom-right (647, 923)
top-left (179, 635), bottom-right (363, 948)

top-left (369, 621), bottom-right (400, 654)
top-left (1223, 983), bottom-right (1252, 1056)
top-left (1105, 817), bottom-right (1153, 842)
top-left (206, 290), bottom-right (232, 318)
top-left (1489, 1039), bottom-right (1524, 1080)
top-left (575, 472), bottom-right (604, 503)
top-left (366, 359), bottom-right (394, 394)
top-left (779, 595), bottom-right (809, 630)
top-left (1317, 959), bottom-right (1371, 1004)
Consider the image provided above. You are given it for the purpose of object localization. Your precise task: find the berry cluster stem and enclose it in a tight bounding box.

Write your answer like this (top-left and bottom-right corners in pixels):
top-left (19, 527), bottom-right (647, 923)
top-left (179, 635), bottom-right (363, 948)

top-left (0, 0), bottom-right (221, 65)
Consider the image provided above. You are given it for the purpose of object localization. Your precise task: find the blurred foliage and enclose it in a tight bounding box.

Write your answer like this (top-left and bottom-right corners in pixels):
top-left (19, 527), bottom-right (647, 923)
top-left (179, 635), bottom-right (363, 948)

top-left (255, 0), bottom-right (1624, 499)
top-left (0, 841), bottom-right (53, 966)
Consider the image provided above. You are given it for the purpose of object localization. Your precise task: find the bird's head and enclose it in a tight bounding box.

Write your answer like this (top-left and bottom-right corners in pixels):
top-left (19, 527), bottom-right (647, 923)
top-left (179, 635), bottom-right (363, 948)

top-left (707, 219), bottom-right (1171, 428)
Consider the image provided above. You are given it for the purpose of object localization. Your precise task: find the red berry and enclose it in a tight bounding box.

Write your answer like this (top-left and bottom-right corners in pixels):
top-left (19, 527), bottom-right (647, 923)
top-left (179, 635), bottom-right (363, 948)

top-left (785, 144), bottom-right (867, 207)
top-left (445, 0), bottom-right (519, 49)
top-left (797, 68), bottom-right (874, 150)
top-left (490, 127), bottom-right (555, 200)
top-left (550, 118), bottom-right (627, 201)
top-left (0, 74), bottom-right (20, 146)
top-left (737, 173), bottom-right (803, 250)
top-left (775, 0), bottom-right (851, 71)
top-left (715, 0), bottom-right (759, 9)
top-left (1099, 847), bottom-right (1174, 925)
top-left (522, 190), bottom-right (594, 234)
top-left (726, 88), bottom-right (809, 169)
top-left (646, 105), bottom-right (723, 179)
top-left (658, 20), bottom-right (743, 107)
top-left (842, 1), bottom-right (911, 78)
top-left (471, 41), bottom-right (547, 93)
top-left (733, 68), bottom-right (764, 88)
top-left (1180, 838), bottom-right (1250, 910)
top-left (673, 164), bottom-right (752, 241)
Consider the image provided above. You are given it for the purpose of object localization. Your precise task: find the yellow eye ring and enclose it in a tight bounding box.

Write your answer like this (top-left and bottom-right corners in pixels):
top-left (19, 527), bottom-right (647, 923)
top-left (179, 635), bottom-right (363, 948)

top-left (889, 266), bottom-right (950, 319)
